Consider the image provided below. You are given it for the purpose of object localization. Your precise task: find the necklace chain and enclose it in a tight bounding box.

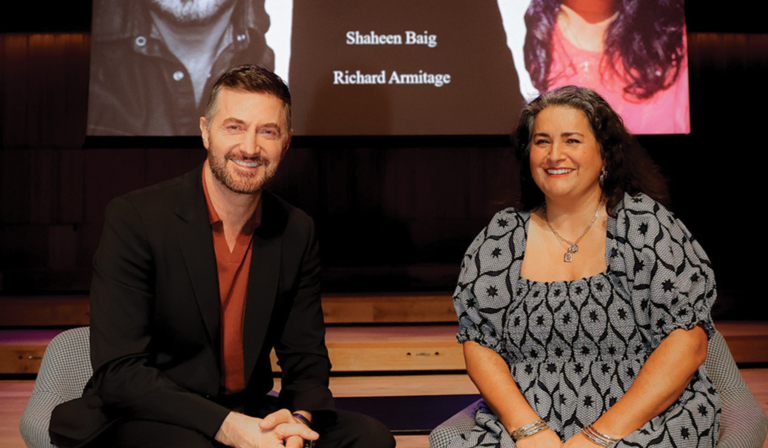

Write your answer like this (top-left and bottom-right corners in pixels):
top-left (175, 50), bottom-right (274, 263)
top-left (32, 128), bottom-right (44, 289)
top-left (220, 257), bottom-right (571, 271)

top-left (544, 198), bottom-right (605, 262)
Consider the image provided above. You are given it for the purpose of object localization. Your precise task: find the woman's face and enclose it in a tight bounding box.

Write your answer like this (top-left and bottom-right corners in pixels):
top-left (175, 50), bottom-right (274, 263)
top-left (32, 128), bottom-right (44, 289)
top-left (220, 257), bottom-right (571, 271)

top-left (529, 106), bottom-right (604, 203)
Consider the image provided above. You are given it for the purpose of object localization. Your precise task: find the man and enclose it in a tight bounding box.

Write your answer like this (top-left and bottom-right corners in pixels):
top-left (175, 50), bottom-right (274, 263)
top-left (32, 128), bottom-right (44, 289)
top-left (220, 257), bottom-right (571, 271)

top-left (87, 0), bottom-right (290, 136)
top-left (50, 65), bottom-right (395, 448)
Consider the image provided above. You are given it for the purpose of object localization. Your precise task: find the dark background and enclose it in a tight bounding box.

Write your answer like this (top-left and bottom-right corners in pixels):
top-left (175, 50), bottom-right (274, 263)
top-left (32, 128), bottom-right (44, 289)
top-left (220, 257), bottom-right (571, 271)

top-left (1, 1), bottom-right (766, 320)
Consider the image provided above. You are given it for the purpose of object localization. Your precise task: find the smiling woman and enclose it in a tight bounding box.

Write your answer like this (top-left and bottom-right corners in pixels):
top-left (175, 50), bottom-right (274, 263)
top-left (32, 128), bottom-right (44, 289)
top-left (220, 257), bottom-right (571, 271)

top-left (450, 86), bottom-right (720, 448)
top-left (528, 106), bottom-right (604, 206)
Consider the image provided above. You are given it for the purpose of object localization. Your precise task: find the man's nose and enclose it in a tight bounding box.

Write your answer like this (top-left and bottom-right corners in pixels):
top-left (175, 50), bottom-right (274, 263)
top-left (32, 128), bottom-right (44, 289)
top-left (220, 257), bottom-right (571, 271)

top-left (242, 131), bottom-right (261, 156)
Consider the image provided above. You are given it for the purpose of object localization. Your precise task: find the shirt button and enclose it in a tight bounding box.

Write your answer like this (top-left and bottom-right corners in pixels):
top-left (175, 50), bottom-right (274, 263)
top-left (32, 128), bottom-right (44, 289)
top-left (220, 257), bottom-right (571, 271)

top-left (135, 36), bottom-right (147, 47)
top-left (237, 34), bottom-right (246, 42)
top-left (173, 71), bottom-right (185, 81)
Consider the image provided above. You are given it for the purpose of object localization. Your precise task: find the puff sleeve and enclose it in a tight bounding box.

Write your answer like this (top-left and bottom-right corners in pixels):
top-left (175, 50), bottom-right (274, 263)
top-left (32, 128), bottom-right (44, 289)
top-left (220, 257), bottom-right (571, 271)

top-left (608, 194), bottom-right (717, 348)
top-left (454, 209), bottom-right (529, 357)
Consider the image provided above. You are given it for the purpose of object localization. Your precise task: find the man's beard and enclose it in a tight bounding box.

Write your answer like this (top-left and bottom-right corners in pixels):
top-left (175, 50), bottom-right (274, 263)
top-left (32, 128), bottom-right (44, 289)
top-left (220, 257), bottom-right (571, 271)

top-left (208, 151), bottom-right (278, 195)
top-left (150, 0), bottom-right (232, 23)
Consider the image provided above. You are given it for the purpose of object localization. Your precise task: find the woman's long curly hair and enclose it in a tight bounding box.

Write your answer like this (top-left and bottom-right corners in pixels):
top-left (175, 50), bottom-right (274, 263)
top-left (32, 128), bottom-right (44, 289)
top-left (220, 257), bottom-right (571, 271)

top-left (515, 86), bottom-right (669, 216)
top-left (524, 0), bottom-right (686, 100)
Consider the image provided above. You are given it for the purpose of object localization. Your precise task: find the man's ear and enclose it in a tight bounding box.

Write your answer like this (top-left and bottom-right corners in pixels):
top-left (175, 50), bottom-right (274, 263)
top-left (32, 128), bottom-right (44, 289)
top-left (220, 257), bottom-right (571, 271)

top-left (200, 117), bottom-right (210, 149)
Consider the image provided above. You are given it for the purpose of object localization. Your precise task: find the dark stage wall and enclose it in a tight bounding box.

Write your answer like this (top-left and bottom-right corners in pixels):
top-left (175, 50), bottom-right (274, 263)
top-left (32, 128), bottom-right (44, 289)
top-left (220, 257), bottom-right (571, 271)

top-left (0, 32), bottom-right (766, 319)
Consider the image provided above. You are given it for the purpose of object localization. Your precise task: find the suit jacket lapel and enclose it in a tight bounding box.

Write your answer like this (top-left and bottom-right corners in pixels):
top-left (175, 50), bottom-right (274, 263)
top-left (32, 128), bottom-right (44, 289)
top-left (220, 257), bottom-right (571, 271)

top-left (243, 192), bottom-right (283, 384)
top-left (175, 165), bottom-right (221, 347)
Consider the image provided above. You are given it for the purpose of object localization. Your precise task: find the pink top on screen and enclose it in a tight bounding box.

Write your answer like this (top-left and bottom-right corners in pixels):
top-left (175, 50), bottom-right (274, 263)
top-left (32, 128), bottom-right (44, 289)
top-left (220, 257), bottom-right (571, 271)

top-left (547, 24), bottom-right (690, 135)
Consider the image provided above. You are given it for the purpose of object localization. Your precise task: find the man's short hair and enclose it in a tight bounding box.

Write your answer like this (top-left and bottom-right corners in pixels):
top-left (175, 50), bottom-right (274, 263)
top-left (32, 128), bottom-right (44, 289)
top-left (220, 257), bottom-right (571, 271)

top-left (204, 65), bottom-right (292, 132)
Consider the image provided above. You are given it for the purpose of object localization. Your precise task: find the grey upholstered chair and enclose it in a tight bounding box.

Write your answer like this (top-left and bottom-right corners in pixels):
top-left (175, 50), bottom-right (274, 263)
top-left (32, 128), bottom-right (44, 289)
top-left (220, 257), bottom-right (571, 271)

top-left (20, 327), bottom-right (92, 448)
top-left (429, 330), bottom-right (768, 448)
top-left (18, 326), bottom-right (281, 448)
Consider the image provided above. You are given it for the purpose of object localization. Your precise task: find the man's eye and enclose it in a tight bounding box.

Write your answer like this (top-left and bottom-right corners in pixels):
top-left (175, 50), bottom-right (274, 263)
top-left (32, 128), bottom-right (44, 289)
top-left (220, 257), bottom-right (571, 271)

top-left (260, 128), bottom-right (279, 138)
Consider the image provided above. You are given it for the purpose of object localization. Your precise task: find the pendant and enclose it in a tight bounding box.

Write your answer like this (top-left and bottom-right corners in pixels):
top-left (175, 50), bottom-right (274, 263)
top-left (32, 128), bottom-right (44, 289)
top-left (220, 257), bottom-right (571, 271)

top-left (564, 245), bottom-right (578, 263)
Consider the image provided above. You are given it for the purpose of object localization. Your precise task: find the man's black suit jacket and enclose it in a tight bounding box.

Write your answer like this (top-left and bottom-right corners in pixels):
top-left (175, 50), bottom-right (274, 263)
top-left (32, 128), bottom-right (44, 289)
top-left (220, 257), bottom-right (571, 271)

top-left (49, 164), bottom-right (334, 446)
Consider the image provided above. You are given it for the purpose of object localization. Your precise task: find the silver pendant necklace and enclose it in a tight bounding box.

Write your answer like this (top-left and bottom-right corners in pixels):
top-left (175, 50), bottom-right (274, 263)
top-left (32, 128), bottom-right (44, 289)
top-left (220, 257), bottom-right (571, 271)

top-left (544, 198), bottom-right (605, 262)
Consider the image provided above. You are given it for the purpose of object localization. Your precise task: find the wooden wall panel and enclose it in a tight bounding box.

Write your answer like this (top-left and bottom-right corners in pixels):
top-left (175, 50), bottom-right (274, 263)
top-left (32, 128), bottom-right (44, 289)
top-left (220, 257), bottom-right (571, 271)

top-left (0, 34), bottom-right (89, 149)
top-left (57, 149), bottom-right (85, 224)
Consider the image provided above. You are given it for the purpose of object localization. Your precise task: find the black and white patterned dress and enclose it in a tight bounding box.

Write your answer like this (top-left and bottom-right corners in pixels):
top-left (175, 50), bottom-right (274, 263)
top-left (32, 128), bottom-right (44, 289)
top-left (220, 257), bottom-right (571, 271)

top-left (452, 193), bottom-right (720, 448)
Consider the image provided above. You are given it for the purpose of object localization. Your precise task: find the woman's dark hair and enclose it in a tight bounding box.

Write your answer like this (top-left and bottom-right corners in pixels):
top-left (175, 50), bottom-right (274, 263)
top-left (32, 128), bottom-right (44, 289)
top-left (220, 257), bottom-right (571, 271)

top-left (514, 86), bottom-right (669, 216)
top-left (524, 0), bottom-right (686, 100)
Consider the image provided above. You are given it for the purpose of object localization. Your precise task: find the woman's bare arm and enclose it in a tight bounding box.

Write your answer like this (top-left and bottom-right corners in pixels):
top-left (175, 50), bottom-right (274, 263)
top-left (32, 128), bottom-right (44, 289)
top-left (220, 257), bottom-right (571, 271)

top-left (564, 326), bottom-right (708, 446)
top-left (464, 341), bottom-right (563, 447)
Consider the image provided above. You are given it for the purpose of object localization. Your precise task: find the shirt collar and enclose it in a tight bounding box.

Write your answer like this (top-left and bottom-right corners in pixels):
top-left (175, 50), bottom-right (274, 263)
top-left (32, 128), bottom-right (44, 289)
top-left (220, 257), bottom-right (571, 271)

top-left (202, 164), bottom-right (262, 234)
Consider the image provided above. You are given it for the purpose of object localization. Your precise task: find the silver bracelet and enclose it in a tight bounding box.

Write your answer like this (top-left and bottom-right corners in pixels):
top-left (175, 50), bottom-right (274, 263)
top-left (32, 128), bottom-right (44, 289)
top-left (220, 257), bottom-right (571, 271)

top-left (510, 419), bottom-right (549, 441)
top-left (582, 424), bottom-right (620, 447)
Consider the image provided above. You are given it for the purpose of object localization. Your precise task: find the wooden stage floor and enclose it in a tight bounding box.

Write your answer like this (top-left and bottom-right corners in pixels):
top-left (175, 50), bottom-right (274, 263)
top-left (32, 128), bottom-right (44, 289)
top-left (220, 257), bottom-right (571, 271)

top-left (2, 370), bottom-right (767, 448)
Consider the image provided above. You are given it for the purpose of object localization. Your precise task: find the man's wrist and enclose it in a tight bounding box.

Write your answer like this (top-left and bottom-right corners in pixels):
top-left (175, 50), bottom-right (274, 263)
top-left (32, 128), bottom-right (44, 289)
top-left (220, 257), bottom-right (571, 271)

top-left (214, 411), bottom-right (240, 446)
top-left (292, 411), bottom-right (315, 448)
top-left (292, 411), bottom-right (312, 427)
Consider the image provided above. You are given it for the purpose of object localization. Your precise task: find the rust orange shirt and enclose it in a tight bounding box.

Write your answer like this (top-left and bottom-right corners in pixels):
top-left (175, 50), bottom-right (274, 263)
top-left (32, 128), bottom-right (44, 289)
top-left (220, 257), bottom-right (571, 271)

top-left (202, 168), bottom-right (262, 394)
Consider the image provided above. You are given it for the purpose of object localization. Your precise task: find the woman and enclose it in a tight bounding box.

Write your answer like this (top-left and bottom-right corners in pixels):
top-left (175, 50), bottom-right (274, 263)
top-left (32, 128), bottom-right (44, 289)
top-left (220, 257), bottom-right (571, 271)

top-left (523, 0), bottom-right (689, 134)
top-left (452, 86), bottom-right (719, 448)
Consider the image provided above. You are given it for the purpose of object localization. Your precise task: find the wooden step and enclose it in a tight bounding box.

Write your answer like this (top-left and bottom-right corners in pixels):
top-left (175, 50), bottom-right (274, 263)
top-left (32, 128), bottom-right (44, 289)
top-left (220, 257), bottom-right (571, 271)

top-left (322, 292), bottom-right (455, 324)
top-left (0, 330), bottom-right (62, 374)
top-left (0, 326), bottom-right (464, 375)
top-left (272, 326), bottom-right (463, 372)
top-left (0, 292), bottom-right (456, 327)
top-left (712, 322), bottom-right (768, 364)
top-left (0, 296), bottom-right (90, 326)
top-left (3, 322), bottom-right (768, 375)
top-left (275, 374), bottom-right (478, 397)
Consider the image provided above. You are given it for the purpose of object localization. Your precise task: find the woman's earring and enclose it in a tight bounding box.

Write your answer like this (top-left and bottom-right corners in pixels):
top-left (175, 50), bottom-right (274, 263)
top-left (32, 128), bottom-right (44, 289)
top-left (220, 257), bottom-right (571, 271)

top-left (599, 169), bottom-right (607, 188)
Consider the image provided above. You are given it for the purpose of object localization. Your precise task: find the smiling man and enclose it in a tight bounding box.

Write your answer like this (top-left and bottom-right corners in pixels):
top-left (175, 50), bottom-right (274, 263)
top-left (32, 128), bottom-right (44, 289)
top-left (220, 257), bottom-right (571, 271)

top-left (50, 65), bottom-right (395, 448)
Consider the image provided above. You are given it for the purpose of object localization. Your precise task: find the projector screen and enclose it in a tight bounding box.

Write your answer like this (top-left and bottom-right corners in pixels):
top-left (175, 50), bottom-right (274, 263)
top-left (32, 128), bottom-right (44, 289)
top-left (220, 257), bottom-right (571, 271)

top-left (87, 0), bottom-right (689, 137)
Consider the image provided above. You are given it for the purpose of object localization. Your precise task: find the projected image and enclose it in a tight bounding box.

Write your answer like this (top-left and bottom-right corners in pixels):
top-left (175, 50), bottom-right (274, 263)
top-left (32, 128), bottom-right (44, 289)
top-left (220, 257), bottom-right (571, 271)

top-left (87, 0), bottom-right (292, 136)
top-left (86, 0), bottom-right (689, 137)
top-left (498, 0), bottom-right (689, 134)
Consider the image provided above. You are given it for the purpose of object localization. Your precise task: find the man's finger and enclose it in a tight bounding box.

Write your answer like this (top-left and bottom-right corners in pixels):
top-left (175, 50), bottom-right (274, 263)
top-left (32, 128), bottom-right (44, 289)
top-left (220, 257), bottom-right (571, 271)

top-left (285, 435), bottom-right (305, 448)
top-left (259, 408), bottom-right (294, 429)
top-left (273, 423), bottom-right (319, 441)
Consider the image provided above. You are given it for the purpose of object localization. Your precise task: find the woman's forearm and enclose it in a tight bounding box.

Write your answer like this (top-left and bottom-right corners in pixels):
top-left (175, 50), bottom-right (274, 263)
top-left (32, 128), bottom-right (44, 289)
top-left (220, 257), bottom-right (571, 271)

top-left (463, 341), bottom-right (542, 433)
top-left (592, 326), bottom-right (708, 439)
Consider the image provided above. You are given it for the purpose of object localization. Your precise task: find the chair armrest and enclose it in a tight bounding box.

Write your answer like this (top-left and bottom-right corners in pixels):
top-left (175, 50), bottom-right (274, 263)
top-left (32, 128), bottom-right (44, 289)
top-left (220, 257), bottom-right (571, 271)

top-left (20, 390), bottom-right (68, 448)
top-left (717, 386), bottom-right (768, 448)
top-left (429, 399), bottom-right (481, 448)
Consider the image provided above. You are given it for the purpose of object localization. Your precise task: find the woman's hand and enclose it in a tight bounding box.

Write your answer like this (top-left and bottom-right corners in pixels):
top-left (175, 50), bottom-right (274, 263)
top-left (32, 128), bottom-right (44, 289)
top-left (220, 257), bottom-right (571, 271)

top-left (562, 432), bottom-right (601, 448)
top-left (516, 428), bottom-right (563, 448)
